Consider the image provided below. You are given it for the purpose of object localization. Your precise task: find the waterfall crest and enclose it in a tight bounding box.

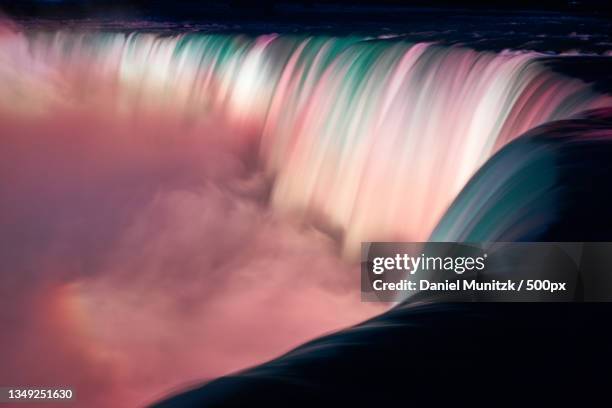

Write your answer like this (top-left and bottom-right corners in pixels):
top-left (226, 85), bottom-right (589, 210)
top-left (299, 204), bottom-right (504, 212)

top-left (19, 30), bottom-right (612, 254)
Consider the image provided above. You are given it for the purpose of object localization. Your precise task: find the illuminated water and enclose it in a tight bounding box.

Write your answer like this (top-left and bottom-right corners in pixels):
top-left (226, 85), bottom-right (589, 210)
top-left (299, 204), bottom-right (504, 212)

top-left (1, 20), bottom-right (612, 407)
top-left (14, 29), bottom-right (610, 255)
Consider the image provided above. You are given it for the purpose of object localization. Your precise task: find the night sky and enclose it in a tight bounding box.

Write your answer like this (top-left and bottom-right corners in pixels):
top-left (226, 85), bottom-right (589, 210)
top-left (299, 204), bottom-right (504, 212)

top-left (1, 1), bottom-right (611, 20)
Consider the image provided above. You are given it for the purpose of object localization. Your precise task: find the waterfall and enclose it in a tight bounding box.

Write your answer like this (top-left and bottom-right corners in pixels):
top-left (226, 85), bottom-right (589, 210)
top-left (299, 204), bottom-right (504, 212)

top-left (18, 29), bottom-right (612, 255)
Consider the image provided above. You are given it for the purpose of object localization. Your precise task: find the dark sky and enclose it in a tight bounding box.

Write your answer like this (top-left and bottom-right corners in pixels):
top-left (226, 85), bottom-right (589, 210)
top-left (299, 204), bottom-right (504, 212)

top-left (1, 1), bottom-right (611, 20)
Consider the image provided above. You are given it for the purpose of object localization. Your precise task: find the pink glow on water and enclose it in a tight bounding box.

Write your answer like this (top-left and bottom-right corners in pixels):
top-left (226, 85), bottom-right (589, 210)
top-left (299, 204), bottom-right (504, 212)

top-left (0, 21), bottom-right (611, 407)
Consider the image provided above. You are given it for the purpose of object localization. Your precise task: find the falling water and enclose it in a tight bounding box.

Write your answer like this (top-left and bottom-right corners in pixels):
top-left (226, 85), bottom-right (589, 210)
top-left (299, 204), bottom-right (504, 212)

top-left (14, 29), bottom-right (612, 255)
